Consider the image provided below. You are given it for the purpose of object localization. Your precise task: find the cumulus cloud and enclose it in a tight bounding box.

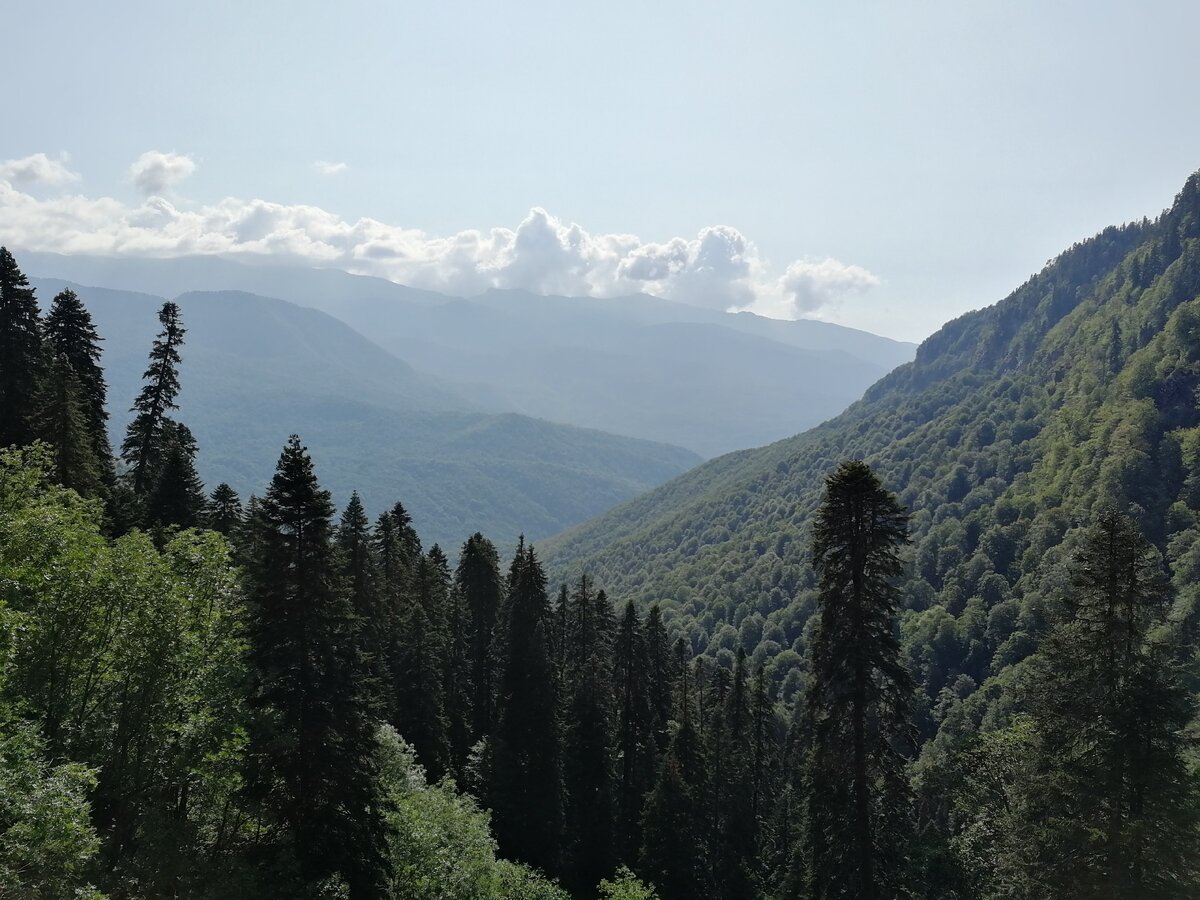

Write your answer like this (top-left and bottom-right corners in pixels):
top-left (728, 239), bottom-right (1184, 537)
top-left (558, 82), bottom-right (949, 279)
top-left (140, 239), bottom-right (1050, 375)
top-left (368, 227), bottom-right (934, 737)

top-left (314, 160), bottom-right (348, 175)
top-left (0, 153), bottom-right (80, 187)
top-left (129, 151), bottom-right (196, 196)
top-left (779, 258), bottom-right (880, 315)
top-left (0, 174), bottom-right (879, 319)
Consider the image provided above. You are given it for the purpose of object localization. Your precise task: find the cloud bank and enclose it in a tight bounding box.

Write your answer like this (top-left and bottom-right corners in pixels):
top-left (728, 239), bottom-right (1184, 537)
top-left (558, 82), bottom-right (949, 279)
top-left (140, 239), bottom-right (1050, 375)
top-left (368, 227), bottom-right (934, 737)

top-left (0, 151), bottom-right (879, 319)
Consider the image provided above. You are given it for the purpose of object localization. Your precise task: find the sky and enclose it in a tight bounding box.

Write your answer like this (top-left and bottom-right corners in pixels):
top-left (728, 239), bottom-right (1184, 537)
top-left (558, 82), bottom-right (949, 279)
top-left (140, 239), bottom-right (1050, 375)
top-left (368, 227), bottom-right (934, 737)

top-left (2, 0), bottom-right (1199, 342)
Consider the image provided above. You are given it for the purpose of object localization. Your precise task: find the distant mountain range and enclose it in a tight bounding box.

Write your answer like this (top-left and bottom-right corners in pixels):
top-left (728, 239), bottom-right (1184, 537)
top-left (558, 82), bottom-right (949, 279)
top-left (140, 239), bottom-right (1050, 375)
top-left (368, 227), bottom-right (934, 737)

top-left (22, 253), bottom-right (915, 458)
top-left (31, 278), bottom-right (700, 550)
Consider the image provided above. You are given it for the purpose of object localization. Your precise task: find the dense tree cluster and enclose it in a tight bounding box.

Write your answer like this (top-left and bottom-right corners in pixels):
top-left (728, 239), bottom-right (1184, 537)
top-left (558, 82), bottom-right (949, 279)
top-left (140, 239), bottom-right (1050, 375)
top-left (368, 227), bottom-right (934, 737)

top-left (2, 166), bottom-right (1200, 900)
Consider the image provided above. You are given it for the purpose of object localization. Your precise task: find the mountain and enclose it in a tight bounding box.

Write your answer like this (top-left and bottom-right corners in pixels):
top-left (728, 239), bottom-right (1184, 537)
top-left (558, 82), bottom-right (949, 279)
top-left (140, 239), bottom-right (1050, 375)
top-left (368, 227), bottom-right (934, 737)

top-left (541, 172), bottom-right (1200, 714)
top-left (21, 252), bottom-right (915, 457)
top-left (31, 279), bottom-right (701, 549)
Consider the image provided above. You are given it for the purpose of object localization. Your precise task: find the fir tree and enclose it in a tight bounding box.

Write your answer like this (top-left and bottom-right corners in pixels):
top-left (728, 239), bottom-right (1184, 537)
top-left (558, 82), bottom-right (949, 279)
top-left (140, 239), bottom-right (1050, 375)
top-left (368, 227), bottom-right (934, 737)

top-left (444, 579), bottom-right (474, 778)
top-left (145, 421), bottom-right (205, 530)
top-left (121, 301), bottom-right (185, 496)
top-left (44, 288), bottom-right (112, 472)
top-left (804, 460), bottom-right (912, 900)
top-left (336, 492), bottom-right (388, 716)
top-left (614, 600), bottom-right (655, 862)
top-left (640, 652), bottom-right (710, 900)
top-left (33, 351), bottom-right (103, 495)
top-left (1024, 507), bottom-right (1200, 898)
top-left (244, 435), bottom-right (389, 897)
top-left (563, 575), bottom-right (617, 888)
top-left (454, 532), bottom-right (503, 741)
top-left (645, 604), bottom-right (674, 753)
top-left (205, 483), bottom-right (244, 536)
top-left (392, 552), bottom-right (451, 781)
top-left (0, 247), bottom-right (46, 447)
top-left (711, 648), bottom-right (756, 899)
top-left (489, 538), bottom-right (564, 875)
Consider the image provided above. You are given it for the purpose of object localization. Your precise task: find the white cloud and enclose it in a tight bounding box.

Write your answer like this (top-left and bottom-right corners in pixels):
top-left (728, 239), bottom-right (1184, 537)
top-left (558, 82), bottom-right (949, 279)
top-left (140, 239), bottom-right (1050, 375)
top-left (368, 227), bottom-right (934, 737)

top-left (314, 160), bottom-right (348, 175)
top-left (0, 153), bottom-right (80, 187)
top-left (0, 174), bottom-right (878, 319)
top-left (129, 151), bottom-right (196, 196)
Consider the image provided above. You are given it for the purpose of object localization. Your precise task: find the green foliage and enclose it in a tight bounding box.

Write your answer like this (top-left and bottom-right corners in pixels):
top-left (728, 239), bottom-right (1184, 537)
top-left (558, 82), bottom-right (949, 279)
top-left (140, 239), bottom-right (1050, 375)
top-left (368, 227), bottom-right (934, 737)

top-left (598, 867), bottom-right (661, 900)
top-left (0, 247), bottom-right (47, 448)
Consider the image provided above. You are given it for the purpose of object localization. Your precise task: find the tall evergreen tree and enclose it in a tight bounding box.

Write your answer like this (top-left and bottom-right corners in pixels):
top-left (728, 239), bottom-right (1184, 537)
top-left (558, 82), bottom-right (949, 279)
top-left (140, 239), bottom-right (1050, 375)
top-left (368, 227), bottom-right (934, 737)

top-left (33, 351), bottom-right (104, 495)
top-left (0, 247), bottom-right (46, 447)
top-left (563, 575), bottom-right (617, 888)
top-left (44, 287), bottom-right (111, 472)
top-left (489, 539), bottom-right (564, 875)
top-left (244, 435), bottom-right (388, 897)
top-left (145, 421), bottom-right (205, 530)
top-left (121, 301), bottom-right (185, 495)
top-left (454, 532), bottom-right (503, 741)
top-left (392, 551), bottom-right (451, 781)
top-left (804, 460), bottom-right (912, 900)
top-left (614, 600), bottom-right (655, 862)
top-left (645, 604), bottom-right (674, 753)
top-left (640, 649), bottom-right (710, 900)
top-left (337, 492), bottom-right (388, 715)
top-left (205, 482), bottom-right (244, 536)
top-left (443, 579), bottom-right (474, 778)
top-left (1024, 507), bottom-right (1200, 898)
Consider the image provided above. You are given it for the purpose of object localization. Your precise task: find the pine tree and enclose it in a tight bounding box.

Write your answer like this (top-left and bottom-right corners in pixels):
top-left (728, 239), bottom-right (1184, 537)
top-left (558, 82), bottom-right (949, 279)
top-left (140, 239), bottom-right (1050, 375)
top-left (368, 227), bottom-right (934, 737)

top-left (33, 351), bottom-right (103, 495)
top-left (44, 287), bottom-right (112, 473)
top-left (711, 648), bottom-right (756, 899)
top-left (121, 301), bottom-right (185, 496)
top-left (804, 460), bottom-right (912, 900)
top-left (0, 247), bottom-right (46, 447)
top-left (454, 532), bottom-right (502, 741)
top-left (145, 421), bottom-right (205, 530)
top-left (563, 575), bottom-right (617, 888)
top-left (1024, 507), bottom-right (1200, 898)
top-left (489, 538), bottom-right (564, 875)
top-left (244, 435), bottom-right (389, 897)
top-left (614, 600), bottom-right (655, 863)
top-left (205, 483), bottom-right (244, 536)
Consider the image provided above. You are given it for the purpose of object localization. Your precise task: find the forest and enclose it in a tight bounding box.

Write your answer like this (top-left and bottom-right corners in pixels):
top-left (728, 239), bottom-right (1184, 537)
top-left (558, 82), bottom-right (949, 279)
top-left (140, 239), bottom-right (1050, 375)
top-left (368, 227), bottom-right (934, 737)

top-left (1, 163), bottom-right (1199, 900)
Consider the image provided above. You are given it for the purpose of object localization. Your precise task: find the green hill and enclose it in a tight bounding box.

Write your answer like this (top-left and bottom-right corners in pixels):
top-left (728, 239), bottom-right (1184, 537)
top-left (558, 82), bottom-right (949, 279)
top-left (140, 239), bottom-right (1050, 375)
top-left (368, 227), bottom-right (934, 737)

top-left (31, 280), bottom-right (701, 550)
top-left (543, 171), bottom-right (1200, 711)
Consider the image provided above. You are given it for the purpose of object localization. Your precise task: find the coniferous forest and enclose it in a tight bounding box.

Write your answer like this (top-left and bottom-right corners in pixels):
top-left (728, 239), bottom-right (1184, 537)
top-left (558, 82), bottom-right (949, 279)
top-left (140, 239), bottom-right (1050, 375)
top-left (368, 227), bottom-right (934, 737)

top-left (2, 177), bottom-right (1200, 899)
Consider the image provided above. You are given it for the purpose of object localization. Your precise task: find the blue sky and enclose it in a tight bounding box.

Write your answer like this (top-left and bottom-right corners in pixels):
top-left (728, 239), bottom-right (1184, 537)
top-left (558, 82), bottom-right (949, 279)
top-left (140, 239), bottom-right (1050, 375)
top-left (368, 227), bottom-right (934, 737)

top-left (3, 0), bottom-right (1199, 340)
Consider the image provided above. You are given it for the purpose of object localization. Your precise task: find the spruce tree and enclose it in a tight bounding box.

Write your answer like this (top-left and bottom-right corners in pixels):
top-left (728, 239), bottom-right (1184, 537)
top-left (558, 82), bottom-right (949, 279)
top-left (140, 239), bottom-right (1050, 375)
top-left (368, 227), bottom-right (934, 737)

top-left (33, 351), bottom-right (103, 495)
top-left (0, 247), bottom-right (46, 447)
top-left (614, 600), bottom-right (655, 863)
top-left (392, 551), bottom-right (451, 781)
top-left (711, 648), bottom-right (756, 899)
top-left (489, 538), bottom-right (564, 875)
top-left (563, 575), bottom-right (617, 888)
top-left (645, 604), bottom-right (674, 753)
top-left (443, 579), bottom-right (474, 777)
top-left (44, 287), bottom-right (112, 473)
top-left (244, 435), bottom-right (388, 897)
top-left (144, 421), bottom-right (205, 530)
top-left (640, 650), bottom-right (710, 899)
top-left (205, 483), bottom-right (244, 536)
top-left (336, 492), bottom-right (388, 716)
top-left (121, 301), bottom-right (185, 495)
top-left (804, 460), bottom-right (912, 900)
top-left (454, 532), bottom-right (503, 741)
top-left (1025, 507), bottom-right (1200, 897)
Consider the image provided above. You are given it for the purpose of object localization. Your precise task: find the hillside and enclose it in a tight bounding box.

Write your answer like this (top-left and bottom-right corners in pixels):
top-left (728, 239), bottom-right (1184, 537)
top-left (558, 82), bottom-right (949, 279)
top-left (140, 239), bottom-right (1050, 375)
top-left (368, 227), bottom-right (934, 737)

top-left (22, 253), bottom-right (915, 457)
top-left (543, 172), bottom-right (1200, 709)
top-left (31, 279), bottom-right (700, 548)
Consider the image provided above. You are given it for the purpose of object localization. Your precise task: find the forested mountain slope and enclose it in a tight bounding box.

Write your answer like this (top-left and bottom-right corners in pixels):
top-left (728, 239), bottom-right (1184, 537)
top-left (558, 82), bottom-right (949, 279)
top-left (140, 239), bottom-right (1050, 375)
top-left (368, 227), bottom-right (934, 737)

top-left (23, 252), bottom-right (914, 456)
top-left (32, 280), bottom-right (700, 548)
top-left (544, 172), bottom-right (1200, 698)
